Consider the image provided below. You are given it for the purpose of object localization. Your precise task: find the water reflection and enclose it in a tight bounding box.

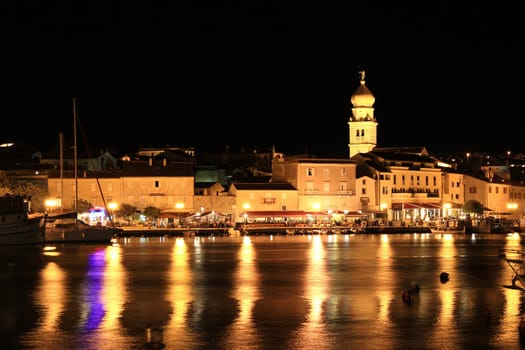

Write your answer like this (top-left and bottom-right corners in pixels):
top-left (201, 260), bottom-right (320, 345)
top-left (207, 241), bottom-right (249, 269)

top-left (186, 236), bottom-right (239, 347)
top-left (289, 235), bottom-right (331, 349)
top-left (376, 235), bottom-right (395, 347)
top-left (164, 237), bottom-right (195, 345)
top-left (494, 234), bottom-right (523, 345)
top-left (119, 237), bottom-right (173, 343)
top-left (431, 234), bottom-right (458, 346)
top-left (5, 235), bottom-right (525, 349)
top-left (34, 261), bottom-right (66, 333)
top-left (74, 246), bottom-right (129, 348)
top-left (224, 235), bottom-right (262, 349)
top-left (98, 244), bottom-right (128, 346)
top-left (252, 236), bottom-right (309, 347)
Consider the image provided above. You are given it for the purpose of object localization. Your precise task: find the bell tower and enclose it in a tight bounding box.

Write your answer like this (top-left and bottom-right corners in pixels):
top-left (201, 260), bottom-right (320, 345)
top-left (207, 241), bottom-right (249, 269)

top-left (348, 70), bottom-right (377, 158)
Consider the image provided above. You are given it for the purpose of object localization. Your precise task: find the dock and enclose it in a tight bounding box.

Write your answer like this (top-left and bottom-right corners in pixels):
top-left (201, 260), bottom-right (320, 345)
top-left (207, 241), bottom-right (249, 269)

top-left (117, 226), bottom-right (234, 238)
top-left (114, 224), bottom-right (432, 238)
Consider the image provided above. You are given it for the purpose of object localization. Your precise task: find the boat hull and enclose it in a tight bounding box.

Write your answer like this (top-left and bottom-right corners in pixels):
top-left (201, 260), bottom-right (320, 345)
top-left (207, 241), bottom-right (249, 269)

top-left (0, 217), bottom-right (45, 245)
top-left (45, 226), bottom-right (120, 243)
top-left (431, 229), bottom-right (466, 234)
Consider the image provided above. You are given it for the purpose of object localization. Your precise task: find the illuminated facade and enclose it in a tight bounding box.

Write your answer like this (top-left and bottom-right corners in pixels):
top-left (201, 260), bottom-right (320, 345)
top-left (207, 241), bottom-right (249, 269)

top-left (348, 70), bottom-right (378, 158)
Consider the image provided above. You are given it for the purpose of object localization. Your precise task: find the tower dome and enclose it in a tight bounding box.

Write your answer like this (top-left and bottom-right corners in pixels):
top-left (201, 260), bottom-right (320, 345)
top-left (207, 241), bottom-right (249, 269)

top-left (350, 70), bottom-right (375, 107)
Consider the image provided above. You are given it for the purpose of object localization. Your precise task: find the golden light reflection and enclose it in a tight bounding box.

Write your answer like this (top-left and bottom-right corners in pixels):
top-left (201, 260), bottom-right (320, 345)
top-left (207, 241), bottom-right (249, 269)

top-left (289, 235), bottom-right (329, 348)
top-left (493, 234), bottom-right (524, 343)
top-left (376, 237), bottom-right (393, 324)
top-left (77, 246), bottom-right (128, 347)
top-left (99, 245), bottom-right (127, 340)
top-left (42, 245), bottom-right (60, 257)
top-left (164, 237), bottom-right (194, 344)
top-left (34, 262), bottom-right (66, 332)
top-left (224, 235), bottom-right (261, 347)
top-left (432, 234), bottom-right (458, 343)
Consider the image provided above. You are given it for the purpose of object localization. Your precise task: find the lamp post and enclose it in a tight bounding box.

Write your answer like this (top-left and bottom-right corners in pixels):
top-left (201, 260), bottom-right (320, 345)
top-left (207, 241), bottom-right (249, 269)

top-left (242, 203), bottom-right (251, 223)
top-left (443, 203), bottom-right (451, 218)
top-left (45, 199), bottom-right (57, 215)
top-left (380, 202), bottom-right (388, 225)
top-left (108, 202), bottom-right (118, 226)
top-left (507, 203), bottom-right (518, 226)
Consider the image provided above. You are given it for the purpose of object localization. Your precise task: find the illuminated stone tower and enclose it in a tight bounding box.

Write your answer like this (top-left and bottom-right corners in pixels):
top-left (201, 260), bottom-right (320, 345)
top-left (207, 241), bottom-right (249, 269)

top-left (348, 70), bottom-right (377, 158)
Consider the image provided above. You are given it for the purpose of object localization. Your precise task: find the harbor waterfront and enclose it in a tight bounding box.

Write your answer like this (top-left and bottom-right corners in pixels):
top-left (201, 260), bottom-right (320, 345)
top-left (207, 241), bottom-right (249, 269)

top-left (2, 233), bottom-right (525, 349)
top-left (114, 224), bottom-right (433, 238)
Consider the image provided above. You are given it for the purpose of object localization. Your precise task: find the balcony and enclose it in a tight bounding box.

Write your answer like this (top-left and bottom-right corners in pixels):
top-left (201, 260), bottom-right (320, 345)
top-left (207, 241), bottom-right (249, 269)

top-left (391, 188), bottom-right (439, 199)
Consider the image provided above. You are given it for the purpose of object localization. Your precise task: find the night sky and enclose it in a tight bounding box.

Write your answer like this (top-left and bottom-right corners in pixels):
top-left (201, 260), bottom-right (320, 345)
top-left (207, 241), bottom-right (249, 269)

top-left (2, 2), bottom-right (523, 157)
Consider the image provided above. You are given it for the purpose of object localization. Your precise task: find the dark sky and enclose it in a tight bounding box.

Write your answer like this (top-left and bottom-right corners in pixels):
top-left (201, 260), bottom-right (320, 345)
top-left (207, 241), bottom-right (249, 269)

top-left (1, 2), bottom-right (523, 157)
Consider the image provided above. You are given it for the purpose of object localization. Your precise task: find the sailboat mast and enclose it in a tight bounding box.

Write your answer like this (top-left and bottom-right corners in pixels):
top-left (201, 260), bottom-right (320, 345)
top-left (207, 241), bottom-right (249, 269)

top-left (59, 132), bottom-right (64, 212)
top-left (73, 97), bottom-right (78, 216)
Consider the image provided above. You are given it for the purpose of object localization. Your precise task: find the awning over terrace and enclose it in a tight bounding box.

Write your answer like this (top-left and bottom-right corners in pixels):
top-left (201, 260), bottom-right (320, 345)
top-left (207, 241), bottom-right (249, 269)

top-left (191, 211), bottom-right (228, 217)
top-left (421, 202), bottom-right (441, 209)
top-left (331, 210), bottom-right (368, 217)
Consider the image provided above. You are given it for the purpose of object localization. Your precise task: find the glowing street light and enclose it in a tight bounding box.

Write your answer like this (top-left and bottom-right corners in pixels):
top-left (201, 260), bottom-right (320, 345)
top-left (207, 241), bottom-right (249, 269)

top-left (443, 203), bottom-right (451, 217)
top-left (507, 203), bottom-right (518, 210)
top-left (108, 202), bottom-right (118, 225)
top-left (45, 199), bottom-right (58, 214)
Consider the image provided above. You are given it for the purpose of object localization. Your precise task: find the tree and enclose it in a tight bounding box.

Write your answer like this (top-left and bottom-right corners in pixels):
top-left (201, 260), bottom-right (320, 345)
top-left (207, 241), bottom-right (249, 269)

top-left (9, 183), bottom-right (48, 213)
top-left (463, 200), bottom-right (485, 216)
top-left (75, 198), bottom-right (93, 214)
top-left (0, 173), bottom-right (49, 213)
top-left (117, 203), bottom-right (138, 223)
top-left (143, 206), bottom-right (161, 221)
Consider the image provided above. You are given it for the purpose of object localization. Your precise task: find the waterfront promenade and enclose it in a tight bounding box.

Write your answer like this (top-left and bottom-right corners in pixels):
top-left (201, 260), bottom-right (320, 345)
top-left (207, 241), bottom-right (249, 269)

top-left (115, 223), bottom-right (432, 237)
top-left (117, 226), bottom-right (233, 237)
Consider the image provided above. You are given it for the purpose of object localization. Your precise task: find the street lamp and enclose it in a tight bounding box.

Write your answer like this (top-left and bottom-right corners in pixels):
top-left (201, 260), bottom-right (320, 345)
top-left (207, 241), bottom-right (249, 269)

top-left (108, 202), bottom-right (118, 226)
top-left (380, 202), bottom-right (388, 225)
top-left (45, 199), bottom-right (57, 214)
top-left (443, 203), bottom-right (451, 218)
top-left (507, 203), bottom-right (518, 224)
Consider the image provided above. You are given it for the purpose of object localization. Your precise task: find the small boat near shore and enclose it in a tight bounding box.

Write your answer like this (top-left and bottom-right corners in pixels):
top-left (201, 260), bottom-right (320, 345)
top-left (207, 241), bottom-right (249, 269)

top-left (361, 225), bottom-right (431, 234)
top-left (430, 218), bottom-right (472, 234)
top-left (0, 194), bottom-right (45, 245)
top-left (44, 211), bottom-right (121, 243)
top-left (476, 217), bottom-right (521, 234)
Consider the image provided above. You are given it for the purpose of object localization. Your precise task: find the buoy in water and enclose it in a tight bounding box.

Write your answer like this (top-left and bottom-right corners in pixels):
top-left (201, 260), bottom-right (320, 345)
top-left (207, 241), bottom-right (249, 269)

top-left (402, 290), bottom-right (412, 304)
top-left (440, 272), bottom-right (450, 284)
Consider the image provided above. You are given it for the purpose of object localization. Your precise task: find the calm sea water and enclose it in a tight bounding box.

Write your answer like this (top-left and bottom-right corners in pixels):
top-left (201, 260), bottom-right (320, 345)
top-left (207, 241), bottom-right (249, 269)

top-left (1, 233), bottom-right (525, 350)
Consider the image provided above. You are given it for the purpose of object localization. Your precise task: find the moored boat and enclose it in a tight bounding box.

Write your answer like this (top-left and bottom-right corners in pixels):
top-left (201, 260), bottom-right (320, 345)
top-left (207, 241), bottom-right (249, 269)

top-left (430, 218), bottom-right (470, 234)
top-left (430, 227), bottom-right (466, 234)
top-left (44, 211), bottom-right (121, 243)
top-left (0, 194), bottom-right (45, 245)
top-left (43, 99), bottom-right (121, 245)
top-left (476, 217), bottom-right (520, 234)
